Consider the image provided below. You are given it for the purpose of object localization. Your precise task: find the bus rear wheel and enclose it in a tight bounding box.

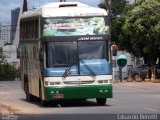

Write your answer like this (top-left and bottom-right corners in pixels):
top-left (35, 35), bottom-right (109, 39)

top-left (24, 82), bottom-right (34, 102)
top-left (96, 98), bottom-right (106, 105)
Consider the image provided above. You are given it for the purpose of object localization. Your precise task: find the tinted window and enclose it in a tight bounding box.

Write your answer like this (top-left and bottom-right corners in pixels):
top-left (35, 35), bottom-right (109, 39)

top-left (47, 42), bottom-right (77, 67)
top-left (79, 41), bottom-right (106, 60)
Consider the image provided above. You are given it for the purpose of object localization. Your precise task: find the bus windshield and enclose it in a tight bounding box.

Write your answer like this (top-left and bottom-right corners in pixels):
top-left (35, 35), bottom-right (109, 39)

top-left (43, 17), bottom-right (109, 36)
top-left (46, 40), bottom-right (108, 76)
top-left (79, 41), bottom-right (106, 60)
top-left (47, 42), bottom-right (77, 67)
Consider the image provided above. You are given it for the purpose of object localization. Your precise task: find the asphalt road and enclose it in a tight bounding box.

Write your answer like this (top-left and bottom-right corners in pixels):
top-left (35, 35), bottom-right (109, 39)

top-left (0, 80), bottom-right (160, 120)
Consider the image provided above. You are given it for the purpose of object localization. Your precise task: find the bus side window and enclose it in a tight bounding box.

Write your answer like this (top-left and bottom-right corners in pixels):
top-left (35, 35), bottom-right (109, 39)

top-left (33, 46), bottom-right (36, 59)
top-left (39, 46), bottom-right (44, 62)
top-left (25, 47), bottom-right (28, 59)
top-left (35, 20), bottom-right (38, 40)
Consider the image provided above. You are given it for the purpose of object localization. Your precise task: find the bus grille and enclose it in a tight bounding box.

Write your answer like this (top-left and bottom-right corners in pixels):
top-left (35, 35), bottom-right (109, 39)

top-left (63, 81), bottom-right (94, 85)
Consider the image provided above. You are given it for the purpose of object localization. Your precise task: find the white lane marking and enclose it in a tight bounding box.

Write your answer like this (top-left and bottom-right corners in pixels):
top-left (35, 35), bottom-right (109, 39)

top-left (144, 108), bottom-right (159, 112)
top-left (0, 84), bottom-right (8, 87)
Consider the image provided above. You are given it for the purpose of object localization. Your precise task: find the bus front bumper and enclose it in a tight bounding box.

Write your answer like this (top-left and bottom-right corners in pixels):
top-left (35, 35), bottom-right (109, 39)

top-left (44, 84), bottom-right (112, 101)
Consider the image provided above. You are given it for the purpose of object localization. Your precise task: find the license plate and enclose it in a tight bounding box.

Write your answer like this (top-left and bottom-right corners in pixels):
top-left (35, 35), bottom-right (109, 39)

top-left (53, 94), bottom-right (64, 98)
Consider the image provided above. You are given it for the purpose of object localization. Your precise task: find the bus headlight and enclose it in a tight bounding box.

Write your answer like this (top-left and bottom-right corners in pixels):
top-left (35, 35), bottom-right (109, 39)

top-left (50, 82), bottom-right (61, 86)
top-left (44, 77), bottom-right (62, 86)
top-left (98, 80), bottom-right (112, 84)
top-left (98, 80), bottom-right (108, 84)
top-left (44, 81), bottom-right (61, 86)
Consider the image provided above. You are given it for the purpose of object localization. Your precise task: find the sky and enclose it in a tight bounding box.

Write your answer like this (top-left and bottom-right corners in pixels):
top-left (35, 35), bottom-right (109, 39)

top-left (0, 0), bottom-right (101, 24)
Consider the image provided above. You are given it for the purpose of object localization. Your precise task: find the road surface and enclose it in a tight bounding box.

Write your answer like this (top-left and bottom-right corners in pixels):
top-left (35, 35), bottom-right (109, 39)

top-left (0, 80), bottom-right (160, 119)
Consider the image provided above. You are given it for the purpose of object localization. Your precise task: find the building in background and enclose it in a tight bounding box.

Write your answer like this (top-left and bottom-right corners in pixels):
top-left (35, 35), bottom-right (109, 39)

top-left (0, 23), bottom-right (19, 67)
top-left (0, 23), bottom-right (1, 37)
top-left (0, 23), bottom-right (3, 48)
top-left (10, 7), bottom-right (20, 44)
top-left (2, 45), bottom-right (20, 68)
top-left (0, 40), bottom-right (4, 48)
top-left (0, 24), bottom-right (11, 44)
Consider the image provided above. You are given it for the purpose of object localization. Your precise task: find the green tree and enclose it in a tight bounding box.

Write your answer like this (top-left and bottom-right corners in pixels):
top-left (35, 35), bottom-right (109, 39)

top-left (99, 0), bottom-right (160, 64)
top-left (110, 3), bottom-right (136, 52)
top-left (0, 62), bottom-right (17, 80)
top-left (0, 52), bottom-right (17, 80)
top-left (121, 0), bottom-right (160, 64)
top-left (98, 0), bottom-right (129, 47)
top-left (98, 0), bottom-right (127, 18)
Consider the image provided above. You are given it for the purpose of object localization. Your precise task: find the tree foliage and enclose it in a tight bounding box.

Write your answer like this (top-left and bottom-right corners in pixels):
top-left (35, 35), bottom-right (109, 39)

top-left (121, 0), bottom-right (160, 64)
top-left (0, 63), bottom-right (17, 80)
top-left (98, 0), bottom-right (127, 18)
top-left (101, 0), bottom-right (160, 64)
top-left (0, 54), bottom-right (17, 80)
top-left (98, 0), bottom-right (130, 48)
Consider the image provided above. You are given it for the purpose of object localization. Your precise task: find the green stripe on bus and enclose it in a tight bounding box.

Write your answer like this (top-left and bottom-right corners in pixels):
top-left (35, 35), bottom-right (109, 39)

top-left (44, 84), bottom-right (112, 100)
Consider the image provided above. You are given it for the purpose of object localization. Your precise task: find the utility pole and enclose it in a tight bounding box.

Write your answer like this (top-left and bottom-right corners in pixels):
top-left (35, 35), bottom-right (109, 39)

top-left (111, 42), bottom-right (118, 83)
top-left (108, 0), bottom-right (111, 17)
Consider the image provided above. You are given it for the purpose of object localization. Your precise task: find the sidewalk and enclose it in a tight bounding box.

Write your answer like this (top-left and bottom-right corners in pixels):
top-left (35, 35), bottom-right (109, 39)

top-left (114, 81), bottom-right (160, 92)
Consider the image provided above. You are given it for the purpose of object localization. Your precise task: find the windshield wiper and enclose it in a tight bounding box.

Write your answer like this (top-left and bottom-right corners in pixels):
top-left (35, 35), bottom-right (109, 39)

top-left (62, 64), bottom-right (75, 78)
top-left (79, 58), bottom-right (96, 77)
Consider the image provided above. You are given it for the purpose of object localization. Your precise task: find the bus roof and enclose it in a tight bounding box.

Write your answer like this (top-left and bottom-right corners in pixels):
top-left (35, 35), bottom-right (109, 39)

top-left (21, 2), bottom-right (108, 19)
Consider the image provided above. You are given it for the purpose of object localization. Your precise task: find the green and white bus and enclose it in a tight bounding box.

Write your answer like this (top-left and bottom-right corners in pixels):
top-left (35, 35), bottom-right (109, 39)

top-left (19, 2), bottom-right (112, 106)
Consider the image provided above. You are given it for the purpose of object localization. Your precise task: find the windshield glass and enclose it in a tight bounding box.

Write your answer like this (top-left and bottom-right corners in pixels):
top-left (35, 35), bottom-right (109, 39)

top-left (47, 42), bottom-right (77, 67)
top-left (47, 41), bottom-right (106, 67)
top-left (46, 40), bottom-right (109, 76)
top-left (43, 17), bottom-right (109, 36)
top-left (79, 41), bottom-right (106, 60)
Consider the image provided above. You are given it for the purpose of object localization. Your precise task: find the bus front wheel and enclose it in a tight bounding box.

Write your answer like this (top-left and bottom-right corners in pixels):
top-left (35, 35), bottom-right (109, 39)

top-left (96, 98), bottom-right (106, 105)
top-left (39, 85), bottom-right (48, 106)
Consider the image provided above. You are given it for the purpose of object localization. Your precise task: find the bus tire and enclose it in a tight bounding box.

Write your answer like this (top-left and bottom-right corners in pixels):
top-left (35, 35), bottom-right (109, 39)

top-left (39, 84), bottom-right (48, 106)
top-left (24, 81), bottom-right (34, 102)
top-left (96, 98), bottom-right (106, 105)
